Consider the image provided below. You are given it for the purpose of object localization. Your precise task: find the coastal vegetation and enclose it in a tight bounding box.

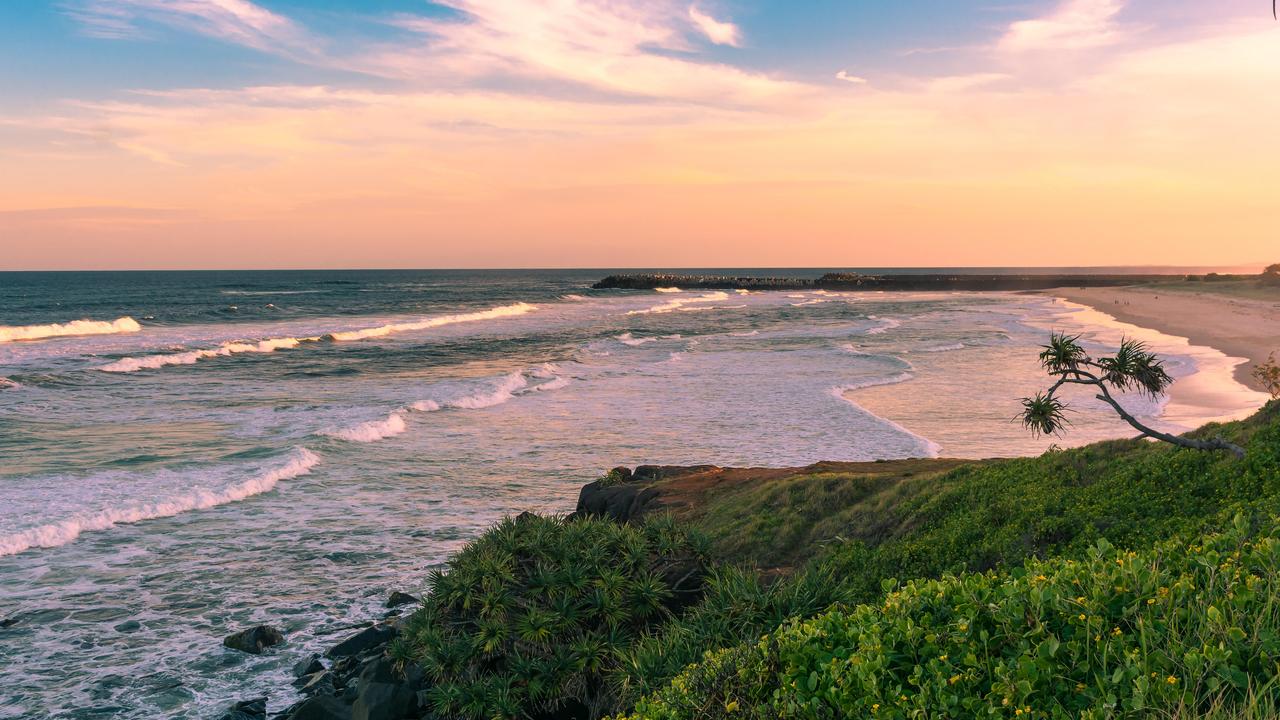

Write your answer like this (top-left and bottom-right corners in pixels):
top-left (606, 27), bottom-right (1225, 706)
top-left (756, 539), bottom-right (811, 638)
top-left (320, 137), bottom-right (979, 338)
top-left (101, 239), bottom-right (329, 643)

top-left (311, 398), bottom-right (1279, 720)
top-left (280, 398), bottom-right (1280, 719)
top-left (1257, 354), bottom-right (1280, 399)
top-left (393, 513), bottom-right (708, 719)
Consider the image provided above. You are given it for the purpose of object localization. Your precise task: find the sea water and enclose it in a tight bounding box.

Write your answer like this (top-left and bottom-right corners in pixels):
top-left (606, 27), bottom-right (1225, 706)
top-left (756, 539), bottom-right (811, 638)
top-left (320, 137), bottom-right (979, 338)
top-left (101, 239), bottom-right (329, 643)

top-left (0, 270), bottom-right (1267, 718)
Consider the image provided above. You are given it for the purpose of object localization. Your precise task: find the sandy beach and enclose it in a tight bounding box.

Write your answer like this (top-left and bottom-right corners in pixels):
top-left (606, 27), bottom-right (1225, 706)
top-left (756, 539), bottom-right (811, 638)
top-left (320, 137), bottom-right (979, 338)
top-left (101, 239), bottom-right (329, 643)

top-left (1046, 285), bottom-right (1280, 393)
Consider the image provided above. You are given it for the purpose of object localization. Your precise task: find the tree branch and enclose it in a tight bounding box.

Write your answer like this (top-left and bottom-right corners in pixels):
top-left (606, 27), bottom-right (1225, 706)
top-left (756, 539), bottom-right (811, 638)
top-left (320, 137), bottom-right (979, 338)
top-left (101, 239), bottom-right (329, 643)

top-left (1092, 382), bottom-right (1245, 458)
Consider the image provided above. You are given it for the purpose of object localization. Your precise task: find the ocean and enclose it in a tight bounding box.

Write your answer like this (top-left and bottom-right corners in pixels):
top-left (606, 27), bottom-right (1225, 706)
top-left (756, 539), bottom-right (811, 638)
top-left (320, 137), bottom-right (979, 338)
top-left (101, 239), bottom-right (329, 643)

top-left (0, 269), bottom-right (1268, 718)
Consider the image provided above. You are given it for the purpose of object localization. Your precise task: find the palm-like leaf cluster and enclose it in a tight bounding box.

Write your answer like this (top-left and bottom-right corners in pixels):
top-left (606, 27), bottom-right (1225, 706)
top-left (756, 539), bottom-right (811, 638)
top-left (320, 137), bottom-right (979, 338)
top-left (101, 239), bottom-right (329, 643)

top-left (405, 513), bottom-right (708, 719)
top-left (1019, 392), bottom-right (1070, 437)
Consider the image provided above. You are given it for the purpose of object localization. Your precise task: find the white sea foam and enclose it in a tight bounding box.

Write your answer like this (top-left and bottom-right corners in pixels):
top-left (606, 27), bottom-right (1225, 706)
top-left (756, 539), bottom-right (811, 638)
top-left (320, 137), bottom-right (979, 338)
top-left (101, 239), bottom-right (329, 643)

top-left (322, 413), bottom-right (407, 443)
top-left (100, 337), bottom-right (306, 372)
top-left (617, 332), bottom-right (656, 346)
top-left (99, 303), bottom-right (537, 373)
top-left (865, 316), bottom-right (902, 335)
top-left (731, 330), bottom-right (760, 337)
top-left (917, 343), bottom-right (966, 353)
top-left (0, 449), bottom-right (320, 557)
top-left (628, 292), bottom-right (728, 315)
top-left (830, 379), bottom-right (942, 457)
top-left (562, 294), bottom-right (589, 302)
top-left (534, 376), bottom-right (570, 391)
top-left (0, 316), bottom-right (141, 343)
top-left (655, 287), bottom-right (683, 293)
top-left (0, 377), bottom-right (19, 390)
top-left (325, 302), bottom-right (537, 341)
top-left (791, 299), bottom-right (829, 307)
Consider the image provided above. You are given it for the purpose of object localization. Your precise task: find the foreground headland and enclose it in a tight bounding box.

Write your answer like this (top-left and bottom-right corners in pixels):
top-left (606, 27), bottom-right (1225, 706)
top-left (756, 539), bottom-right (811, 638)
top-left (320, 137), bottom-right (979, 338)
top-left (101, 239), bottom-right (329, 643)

top-left (229, 398), bottom-right (1280, 719)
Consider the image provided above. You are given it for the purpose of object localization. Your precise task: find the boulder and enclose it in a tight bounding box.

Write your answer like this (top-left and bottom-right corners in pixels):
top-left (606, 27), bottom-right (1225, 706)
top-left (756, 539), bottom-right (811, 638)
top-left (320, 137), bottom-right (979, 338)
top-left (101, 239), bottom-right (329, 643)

top-left (293, 655), bottom-right (325, 678)
top-left (223, 625), bottom-right (284, 654)
top-left (113, 620), bottom-right (141, 633)
top-left (351, 658), bottom-right (420, 720)
top-left (383, 592), bottom-right (417, 609)
top-left (325, 623), bottom-right (397, 659)
top-left (282, 695), bottom-right (352, 720)
top-left (219, 697), bottom-right (266, 720)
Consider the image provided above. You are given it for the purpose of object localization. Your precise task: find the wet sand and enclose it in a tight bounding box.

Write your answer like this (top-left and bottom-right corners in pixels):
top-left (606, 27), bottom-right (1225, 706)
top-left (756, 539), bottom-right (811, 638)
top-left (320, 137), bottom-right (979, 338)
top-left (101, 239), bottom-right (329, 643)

top-left (1045, 286), bottom-right (1280, 393)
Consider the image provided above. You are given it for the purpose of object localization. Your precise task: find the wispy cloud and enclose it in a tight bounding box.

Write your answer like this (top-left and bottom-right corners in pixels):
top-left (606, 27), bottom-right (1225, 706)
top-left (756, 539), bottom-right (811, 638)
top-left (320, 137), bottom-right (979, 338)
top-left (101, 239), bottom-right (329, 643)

top-left (362, 1), bottom-right (799, 107)
top-left (998, 0), bottom-right (1128, 52)
top-left (835, 70), bottom-right (867, 84)
top-left (64, 0), bottom-right (311, 53)
top-left (688, 5), bottom-right (742, 47)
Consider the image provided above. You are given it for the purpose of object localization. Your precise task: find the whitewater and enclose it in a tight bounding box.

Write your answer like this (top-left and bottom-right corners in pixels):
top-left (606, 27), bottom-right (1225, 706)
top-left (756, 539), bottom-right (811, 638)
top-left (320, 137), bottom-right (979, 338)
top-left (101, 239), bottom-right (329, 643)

top-left (0, 269), bottom-right (1268, 719)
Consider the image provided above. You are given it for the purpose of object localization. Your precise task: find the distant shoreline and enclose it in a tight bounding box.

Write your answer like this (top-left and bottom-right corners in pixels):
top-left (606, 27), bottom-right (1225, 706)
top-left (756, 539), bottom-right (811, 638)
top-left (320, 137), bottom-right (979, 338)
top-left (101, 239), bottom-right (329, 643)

top-left (1042, 285), bottom-right (1280, 394)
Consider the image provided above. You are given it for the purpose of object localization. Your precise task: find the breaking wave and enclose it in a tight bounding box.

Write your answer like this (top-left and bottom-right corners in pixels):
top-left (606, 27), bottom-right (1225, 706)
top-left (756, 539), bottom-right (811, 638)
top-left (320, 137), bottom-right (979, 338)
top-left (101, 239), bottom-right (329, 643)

top-left (0, 316), bottom-right (141, 343)
top-left (99, 303), bottom-right (537, 373)
top-left (617, 332), bottom-right (656, 346)
top-left (865, 316), bottom-right (902, 335)
top-left (321, 413), bottom-right (407, 443)
top-left (0, 377), bottom-right (20, 390)
top-left (0, 449), bottom-right (320, 557)
top-left (628, 292), bottom-right (728, 315)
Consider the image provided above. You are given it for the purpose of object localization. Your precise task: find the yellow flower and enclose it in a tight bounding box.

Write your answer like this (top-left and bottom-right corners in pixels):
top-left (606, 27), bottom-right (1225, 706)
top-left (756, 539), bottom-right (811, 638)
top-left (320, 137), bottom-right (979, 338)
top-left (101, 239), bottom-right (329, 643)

top-left (958, 623), bottom-right (968, 632)
top-left (1076, 683), bottom-right (1086, 691)
top-left (872, 703), bottom-right (880, 713)
top-left (939, 655), bottom-right (948, 662)
top-left (1147, 598), bottom-right (1156, 605)
top-left (1112, 627), bottom-right (1122, 637)
top-left (1167, 676), bottom-right (1178, 685)
top-left (949, 674), bottom-right (961, 685)
top-left (1078, 614), bottom-right (1087, 621)
top-left (724, 701), bottom-right (739, 713)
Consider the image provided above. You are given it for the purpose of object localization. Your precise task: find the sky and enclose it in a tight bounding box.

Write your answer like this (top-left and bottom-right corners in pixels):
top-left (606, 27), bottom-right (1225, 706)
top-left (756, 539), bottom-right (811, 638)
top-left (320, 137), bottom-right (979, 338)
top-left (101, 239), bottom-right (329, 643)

top-left (0, 0), bottom-right (1277, 270)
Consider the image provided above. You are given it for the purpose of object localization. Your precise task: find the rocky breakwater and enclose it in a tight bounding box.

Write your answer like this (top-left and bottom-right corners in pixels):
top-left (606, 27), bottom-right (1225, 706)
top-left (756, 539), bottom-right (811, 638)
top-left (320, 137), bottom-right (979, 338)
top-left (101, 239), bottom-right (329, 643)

top-left (593, 272), bottom-right (1177, 292)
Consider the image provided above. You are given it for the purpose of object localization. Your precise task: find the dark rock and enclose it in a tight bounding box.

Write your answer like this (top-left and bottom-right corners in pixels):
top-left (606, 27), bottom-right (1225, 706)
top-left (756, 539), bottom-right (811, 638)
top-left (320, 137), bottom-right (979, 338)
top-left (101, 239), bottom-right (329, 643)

top-left (223, 625), bottom-right (285, 654)
top-left (325, 623), bottom-right (397, 659)
top-left (282, 695), bottom-right (352, 720)
top-left (113, 620), bottom-right (141, 633)
top-left (352, 681), bottom-right (414, 720)
top-left (574, 479), bottom-right (661, 524)
top-left (219, 697), bottom-right (267, 720)
top-left (293, 671), bottom-right (334, 695)
top-left (293, 655), bottom-right (325, 678)
top-left (351, 658), bottom-right (418, 720)
top-left (383, 592), bottom-right (417, 609)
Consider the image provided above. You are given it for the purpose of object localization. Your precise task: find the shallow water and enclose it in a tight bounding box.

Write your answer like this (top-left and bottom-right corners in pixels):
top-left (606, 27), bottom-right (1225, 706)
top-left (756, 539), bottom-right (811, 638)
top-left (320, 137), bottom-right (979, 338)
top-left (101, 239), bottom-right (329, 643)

top-left (0, 270), bottom-right (1267, 718)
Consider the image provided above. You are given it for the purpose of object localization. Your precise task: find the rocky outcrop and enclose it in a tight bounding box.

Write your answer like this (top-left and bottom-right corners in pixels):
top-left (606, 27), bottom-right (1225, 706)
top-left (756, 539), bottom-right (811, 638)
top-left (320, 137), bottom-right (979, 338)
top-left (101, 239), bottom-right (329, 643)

top-left (219, 697), bottom-right (267, 720)
top-left (223, 625), bottom-right (285, 654)
top-left (276, 620), bottom-right (425, 720)
top-left (383, 592), bottom-right (417, 609)
top-left (573, 465), bottom-right (719, 524)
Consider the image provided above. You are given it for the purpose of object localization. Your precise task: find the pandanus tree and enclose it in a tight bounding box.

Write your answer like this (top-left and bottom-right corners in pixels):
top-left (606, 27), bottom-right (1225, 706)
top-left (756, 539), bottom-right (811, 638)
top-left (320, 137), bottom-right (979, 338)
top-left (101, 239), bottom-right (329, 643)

top-left (1019, 333), bottom-right (1246, 458)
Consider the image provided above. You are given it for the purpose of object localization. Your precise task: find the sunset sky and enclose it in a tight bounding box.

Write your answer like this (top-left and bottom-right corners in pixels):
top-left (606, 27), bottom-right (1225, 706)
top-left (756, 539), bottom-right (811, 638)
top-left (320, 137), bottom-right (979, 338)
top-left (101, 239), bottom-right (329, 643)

top-left (0, 0), bottom-right (1277, 270)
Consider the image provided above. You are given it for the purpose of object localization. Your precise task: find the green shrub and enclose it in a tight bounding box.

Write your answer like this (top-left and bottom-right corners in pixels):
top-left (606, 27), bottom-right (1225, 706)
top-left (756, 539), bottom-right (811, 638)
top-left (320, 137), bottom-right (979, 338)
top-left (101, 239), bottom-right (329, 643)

top-left (398, 513), bottom-right (708, 719)
top-left (624, 512), bottom-right (1280, 719)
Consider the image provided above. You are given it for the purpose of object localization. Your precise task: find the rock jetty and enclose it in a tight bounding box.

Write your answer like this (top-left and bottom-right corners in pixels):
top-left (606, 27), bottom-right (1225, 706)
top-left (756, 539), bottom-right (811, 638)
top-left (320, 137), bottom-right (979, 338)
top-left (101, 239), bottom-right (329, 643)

top-left (592, 272), bottom-right (1185, 292)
